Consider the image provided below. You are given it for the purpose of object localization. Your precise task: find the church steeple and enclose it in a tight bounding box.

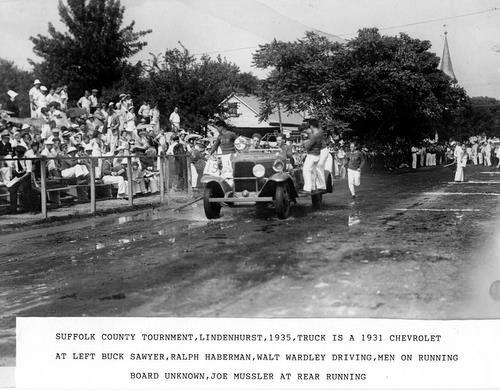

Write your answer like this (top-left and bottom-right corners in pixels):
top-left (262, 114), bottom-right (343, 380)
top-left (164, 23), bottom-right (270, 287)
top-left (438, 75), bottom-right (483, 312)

top-left (439, 28), bottom-right (457, 81)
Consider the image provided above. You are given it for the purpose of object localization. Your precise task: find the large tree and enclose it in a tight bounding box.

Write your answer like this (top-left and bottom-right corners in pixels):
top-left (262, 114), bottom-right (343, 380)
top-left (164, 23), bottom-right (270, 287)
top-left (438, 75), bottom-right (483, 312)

top-left (253, 28), bottom-right (467, 142)
top-left (103, 48), bottom-right (260, 131)
top-left (29, 0), bottom-right (151, 100)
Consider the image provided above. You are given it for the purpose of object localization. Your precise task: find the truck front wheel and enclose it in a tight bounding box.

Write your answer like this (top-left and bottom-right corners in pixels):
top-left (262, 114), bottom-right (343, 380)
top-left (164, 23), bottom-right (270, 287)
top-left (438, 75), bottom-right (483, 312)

top-left (203, 185), bottom-right (221, 219)
top-left (274, 183), bottom-right (291, 219)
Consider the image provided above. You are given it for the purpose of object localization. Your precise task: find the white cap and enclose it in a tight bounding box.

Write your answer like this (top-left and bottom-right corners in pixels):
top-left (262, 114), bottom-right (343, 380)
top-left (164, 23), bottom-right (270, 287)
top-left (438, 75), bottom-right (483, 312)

top-left (21, 124), bottom-right (30, 130)
top-left (33, 79), bottom-right (41, 85)
top-left (67, 146), bottom-right (78, 153)
top-left (44, 138), bottom-right (54, 145)
top-left (7, 90), bottom-right (18, 99)
top-left (40, 86), bottom-right (48, 92)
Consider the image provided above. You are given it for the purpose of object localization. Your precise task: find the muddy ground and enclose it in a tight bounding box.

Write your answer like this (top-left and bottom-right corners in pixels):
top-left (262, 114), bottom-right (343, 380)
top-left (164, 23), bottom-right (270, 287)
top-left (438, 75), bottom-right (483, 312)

top-left (2, 165), bottom-right (500, 365)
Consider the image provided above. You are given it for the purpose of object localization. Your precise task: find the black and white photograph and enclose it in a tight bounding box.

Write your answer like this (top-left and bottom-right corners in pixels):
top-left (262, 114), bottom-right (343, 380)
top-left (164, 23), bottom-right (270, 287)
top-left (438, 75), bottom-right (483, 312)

top-left (1, 0), bottom-right (500, 388)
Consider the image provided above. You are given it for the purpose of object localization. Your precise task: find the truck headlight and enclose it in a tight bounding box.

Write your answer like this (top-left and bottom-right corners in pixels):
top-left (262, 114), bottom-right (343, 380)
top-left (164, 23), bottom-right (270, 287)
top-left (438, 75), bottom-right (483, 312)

top-left (252, 164), bottom-right (265, 178)
top-left (272, 159), bottom-right (284, 172)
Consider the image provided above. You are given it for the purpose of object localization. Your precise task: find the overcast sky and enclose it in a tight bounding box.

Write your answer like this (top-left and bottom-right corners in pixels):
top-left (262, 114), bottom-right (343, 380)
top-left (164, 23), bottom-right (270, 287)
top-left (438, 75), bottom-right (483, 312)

top-left (1, 0), bottom-right (500, 98)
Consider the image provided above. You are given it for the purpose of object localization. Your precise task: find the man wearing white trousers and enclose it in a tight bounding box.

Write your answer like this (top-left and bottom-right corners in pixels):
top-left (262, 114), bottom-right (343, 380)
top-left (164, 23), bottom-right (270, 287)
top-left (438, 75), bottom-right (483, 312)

top-left (60, 147), bottom-right (89, 179)
top-left (347, 141), bottom-right (365, 199)
top-left (302, 119), bottom-right (325, 193)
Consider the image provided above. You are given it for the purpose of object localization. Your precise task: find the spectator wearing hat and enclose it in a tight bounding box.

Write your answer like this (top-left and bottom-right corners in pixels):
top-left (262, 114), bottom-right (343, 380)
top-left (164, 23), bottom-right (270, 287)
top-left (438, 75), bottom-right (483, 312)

top-left (89, 89), bottom-right (99, 114)
top-left (28, 80), bottom-right (42, 118)
top-left (77, 90), bottom-right (92, 113)
top-left (60, 146), bottom-right (89, 179)
top-left (0, 130), bottom-right (12, 183)
top-left (61, 129), bottom-right (72, 148)
top-left (10, 131), bottom-right (22, 148)
top-left (8, 145), bottom-right (36, 213)
top-left (6, 90), bottom-right (20, 117)
top-left (1, 129), bottom-right (12, 157)
top-left (41, 138), bottom-right (59, 177)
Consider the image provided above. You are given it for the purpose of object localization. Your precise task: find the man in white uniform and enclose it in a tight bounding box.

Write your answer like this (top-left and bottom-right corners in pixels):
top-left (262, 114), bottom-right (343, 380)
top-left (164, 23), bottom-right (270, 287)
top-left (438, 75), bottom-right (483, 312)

top-left (169, 107), bottom-right (180, 131)
top-left (28, 80), bottom-right (42, 118)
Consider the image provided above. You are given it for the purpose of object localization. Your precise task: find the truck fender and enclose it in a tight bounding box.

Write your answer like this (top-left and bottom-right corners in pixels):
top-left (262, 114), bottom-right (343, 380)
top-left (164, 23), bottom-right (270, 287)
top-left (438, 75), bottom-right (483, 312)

top-left (201, 175), bottom-right (232, 195)
top-left (259, 173), bottom-right (298, 199)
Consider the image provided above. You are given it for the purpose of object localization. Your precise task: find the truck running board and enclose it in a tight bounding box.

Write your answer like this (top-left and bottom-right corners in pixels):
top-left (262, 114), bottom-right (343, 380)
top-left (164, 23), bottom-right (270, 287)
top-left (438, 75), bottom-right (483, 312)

top-left (208, 197), bottom-right (273, 203)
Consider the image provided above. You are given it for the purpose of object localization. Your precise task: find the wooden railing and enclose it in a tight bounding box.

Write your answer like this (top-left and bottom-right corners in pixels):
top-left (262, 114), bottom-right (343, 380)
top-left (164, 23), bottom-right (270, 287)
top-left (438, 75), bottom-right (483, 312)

top-left (1, 154), bottom-right (194, 218)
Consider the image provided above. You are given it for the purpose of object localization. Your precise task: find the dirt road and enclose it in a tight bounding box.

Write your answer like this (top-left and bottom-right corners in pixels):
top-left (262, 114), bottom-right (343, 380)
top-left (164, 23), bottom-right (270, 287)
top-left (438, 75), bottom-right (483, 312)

top-left (2, 165), bottom-right (500, 365)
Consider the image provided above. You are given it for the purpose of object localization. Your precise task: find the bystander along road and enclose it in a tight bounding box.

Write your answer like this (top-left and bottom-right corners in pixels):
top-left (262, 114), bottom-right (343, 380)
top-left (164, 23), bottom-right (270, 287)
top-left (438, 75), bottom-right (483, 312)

top-left (1, 165), bottom-right (500, 365)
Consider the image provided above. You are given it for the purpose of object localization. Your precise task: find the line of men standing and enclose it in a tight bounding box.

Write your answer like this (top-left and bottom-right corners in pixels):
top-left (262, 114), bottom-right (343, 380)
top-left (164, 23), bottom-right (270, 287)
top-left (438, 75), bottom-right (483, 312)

top-left (28, 80), bottom-right (68, 118)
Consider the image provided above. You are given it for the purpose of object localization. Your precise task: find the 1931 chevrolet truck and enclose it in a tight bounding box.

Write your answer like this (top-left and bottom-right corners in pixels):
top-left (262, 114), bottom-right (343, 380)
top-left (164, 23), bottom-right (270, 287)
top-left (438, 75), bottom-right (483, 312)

top-left (201, 146), bottom-right (333, 219)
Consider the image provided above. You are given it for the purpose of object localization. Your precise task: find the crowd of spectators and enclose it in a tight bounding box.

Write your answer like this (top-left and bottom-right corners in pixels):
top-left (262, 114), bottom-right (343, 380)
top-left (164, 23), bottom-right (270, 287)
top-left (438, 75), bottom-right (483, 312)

top-left (0, 79), bottom-right (209, 214)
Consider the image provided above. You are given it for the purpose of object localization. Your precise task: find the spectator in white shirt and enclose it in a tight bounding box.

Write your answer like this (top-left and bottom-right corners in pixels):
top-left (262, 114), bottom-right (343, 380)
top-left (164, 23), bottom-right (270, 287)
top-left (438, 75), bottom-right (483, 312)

top-left (59, 85), bottom-right (69, 110)
top-left (125, 106), bottom-right (136, 133)
top-left (28, 80), bottom-right (42, 118)
top-left (138, 101), bottom-right (151, 123)
top-left (150, 104), bottom-right (160, 132)
top-left (46, 88), bottom-right (57, 105)
top-left (77, 90), bottom-right (92, 113)
top-left (89, 89), bottom-right (99, 113)
top-left (36, 86), bottom-right (48, 116)
top-left (41, 138), bottom-right (58, 176)
top-left (169, 107), bottom-right (180, 131)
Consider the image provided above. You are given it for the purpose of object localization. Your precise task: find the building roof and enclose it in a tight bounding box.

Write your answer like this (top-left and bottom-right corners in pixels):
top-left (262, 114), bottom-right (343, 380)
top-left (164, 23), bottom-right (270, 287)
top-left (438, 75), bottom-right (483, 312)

top-left (225, 93), bottom-right (305, 126)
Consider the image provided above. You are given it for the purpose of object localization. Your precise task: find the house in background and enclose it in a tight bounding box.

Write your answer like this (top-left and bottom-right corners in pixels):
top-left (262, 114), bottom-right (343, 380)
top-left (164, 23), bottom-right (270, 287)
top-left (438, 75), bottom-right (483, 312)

top-left (220, 93), bottom-right (305, 137)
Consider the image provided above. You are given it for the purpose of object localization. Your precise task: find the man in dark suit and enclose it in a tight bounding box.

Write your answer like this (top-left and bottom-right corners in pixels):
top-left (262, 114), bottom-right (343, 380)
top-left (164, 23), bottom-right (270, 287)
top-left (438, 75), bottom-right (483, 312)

top-left (0, 129), bottom-right (12, 157)
top-left (6, 90), bottom-right (20, 117)
top-left (9, 145), bottom-right (36, 213)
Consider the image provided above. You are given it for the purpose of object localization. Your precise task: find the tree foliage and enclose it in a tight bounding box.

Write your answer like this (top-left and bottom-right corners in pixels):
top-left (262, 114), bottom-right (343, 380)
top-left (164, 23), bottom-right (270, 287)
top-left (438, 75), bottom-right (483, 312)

top-left (454, 96), bottom-right (500, 138)
top-left (103, 48), bottom-right (261, 131)
top-left (29, 0), bottom-right (151, 99)
top-left (0, 58), bottom-right (34, 117)
top-left (253, 28), bottom-right (467, 142)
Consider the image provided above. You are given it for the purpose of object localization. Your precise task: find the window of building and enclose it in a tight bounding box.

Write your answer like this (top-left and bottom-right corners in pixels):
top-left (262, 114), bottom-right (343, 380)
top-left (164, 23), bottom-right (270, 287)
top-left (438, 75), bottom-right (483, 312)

top-left (227, 102), bottom-right (239, 117)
